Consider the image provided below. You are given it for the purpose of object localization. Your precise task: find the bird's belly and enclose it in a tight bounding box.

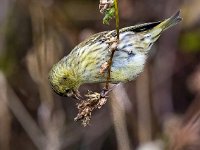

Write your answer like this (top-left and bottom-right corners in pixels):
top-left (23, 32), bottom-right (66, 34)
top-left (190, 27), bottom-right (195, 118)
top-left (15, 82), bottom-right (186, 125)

top-left (110, 52), bottom-right (146, 82)
top-left (81, 51), bottom-right (147, 84)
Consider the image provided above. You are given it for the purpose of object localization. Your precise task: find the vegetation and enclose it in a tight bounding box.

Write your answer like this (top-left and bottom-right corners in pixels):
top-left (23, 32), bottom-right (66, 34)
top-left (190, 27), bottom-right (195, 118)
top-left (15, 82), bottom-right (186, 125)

top-left (0, 0), bottom-right (200, 150)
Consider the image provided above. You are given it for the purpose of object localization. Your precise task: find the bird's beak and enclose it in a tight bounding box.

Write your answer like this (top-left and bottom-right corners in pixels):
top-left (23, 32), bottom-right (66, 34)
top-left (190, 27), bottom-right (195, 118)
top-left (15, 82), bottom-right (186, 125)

top-left (66, 90), bottom-right (74, 97)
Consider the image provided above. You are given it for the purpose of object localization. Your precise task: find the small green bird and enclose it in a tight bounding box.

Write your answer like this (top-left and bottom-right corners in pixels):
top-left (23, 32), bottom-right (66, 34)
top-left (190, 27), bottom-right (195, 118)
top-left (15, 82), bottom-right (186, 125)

top-left (49, 11), bottom-right (182, 97)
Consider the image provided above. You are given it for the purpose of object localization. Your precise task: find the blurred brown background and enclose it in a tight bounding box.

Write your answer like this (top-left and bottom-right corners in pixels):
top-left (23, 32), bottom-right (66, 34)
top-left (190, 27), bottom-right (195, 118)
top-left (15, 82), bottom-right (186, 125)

top-left (0, 0), bottom-right (200, 150)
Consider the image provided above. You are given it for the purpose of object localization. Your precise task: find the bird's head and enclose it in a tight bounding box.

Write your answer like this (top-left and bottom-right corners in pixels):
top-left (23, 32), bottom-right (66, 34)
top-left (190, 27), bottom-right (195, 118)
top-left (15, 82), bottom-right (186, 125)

top-left (48, 61), bottom-right (81, 99)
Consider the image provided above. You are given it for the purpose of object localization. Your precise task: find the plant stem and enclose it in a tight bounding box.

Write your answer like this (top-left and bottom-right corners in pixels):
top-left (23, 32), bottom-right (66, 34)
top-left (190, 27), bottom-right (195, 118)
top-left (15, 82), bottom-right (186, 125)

top-left (114, 0), bottom-right (119, 39)
top-left (106, 0), bottom-right (120, 89)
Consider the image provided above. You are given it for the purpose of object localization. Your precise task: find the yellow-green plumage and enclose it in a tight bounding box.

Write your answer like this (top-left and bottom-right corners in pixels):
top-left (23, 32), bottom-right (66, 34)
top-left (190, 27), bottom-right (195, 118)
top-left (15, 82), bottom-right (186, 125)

top-left (49, 11), bottom-right (182, 96)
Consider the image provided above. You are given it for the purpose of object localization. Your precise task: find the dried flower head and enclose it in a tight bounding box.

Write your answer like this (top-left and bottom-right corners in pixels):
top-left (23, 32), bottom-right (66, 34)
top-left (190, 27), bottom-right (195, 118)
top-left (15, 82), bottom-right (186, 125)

top-left (99, 0), bottom-right (115, 24)
top-left (74, 90), bottom-right (108, 126)
top-left (99, 0), bottom-right (114, 13)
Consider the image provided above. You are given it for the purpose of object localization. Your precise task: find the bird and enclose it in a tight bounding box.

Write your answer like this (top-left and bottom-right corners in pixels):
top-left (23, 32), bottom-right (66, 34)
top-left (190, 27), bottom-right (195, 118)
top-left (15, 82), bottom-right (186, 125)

top-left (48, 11), bottom-right (182, 98)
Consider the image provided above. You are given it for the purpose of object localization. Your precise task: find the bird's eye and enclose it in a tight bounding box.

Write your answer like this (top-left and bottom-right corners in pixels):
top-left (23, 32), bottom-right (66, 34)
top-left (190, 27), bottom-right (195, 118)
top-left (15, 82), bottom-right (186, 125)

top-left (63, 77), bottom-right (67, 80)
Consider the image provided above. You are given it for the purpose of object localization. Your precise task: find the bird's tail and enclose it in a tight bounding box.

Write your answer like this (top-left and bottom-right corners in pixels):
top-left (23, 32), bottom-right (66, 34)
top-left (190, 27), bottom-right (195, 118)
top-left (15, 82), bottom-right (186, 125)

top-left (157, 10), bottom-right (182, 31)
top-left (149, 10), bottom-right (182, 42)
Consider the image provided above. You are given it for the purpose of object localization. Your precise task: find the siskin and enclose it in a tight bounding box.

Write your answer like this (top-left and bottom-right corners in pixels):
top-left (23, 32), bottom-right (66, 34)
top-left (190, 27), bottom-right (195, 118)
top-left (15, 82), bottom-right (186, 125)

top-left (49, 11), bottom-right (182, 97)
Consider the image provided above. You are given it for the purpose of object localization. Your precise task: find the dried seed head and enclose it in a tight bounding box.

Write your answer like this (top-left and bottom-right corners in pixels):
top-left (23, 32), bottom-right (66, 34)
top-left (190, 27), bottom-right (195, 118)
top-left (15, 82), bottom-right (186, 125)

top-left (74, 90), bottom-right (108, 126)
top-left (99, 0), bottom-right (114, 13)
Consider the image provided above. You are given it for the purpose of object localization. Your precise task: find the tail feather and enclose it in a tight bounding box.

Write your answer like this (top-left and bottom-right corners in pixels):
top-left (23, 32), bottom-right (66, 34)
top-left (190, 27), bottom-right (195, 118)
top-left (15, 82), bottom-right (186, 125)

top-left (148, 10), bottom-right (182, 42)
top-left (157, 10), bottom-right (182, 31)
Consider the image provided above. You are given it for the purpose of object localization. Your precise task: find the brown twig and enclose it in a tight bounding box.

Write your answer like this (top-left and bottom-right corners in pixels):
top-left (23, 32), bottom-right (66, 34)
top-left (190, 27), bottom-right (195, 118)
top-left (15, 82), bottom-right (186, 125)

top-left (75, 0), bottom-right (120, 126)
top-left (105, 0), bottom-right (119, 89)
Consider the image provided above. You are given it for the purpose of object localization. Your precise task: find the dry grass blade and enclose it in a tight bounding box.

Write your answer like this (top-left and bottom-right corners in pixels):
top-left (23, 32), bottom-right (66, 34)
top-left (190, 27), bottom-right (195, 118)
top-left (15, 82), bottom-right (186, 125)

top-left (110, 83), bottom-right (131, 150)
top-left (0, 72), bottom-right (46, 150)
top-left (0, 72), bottom-right (11, 150)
